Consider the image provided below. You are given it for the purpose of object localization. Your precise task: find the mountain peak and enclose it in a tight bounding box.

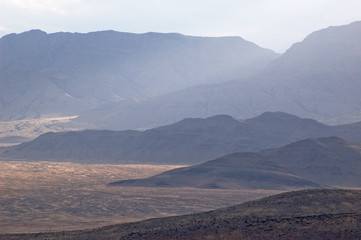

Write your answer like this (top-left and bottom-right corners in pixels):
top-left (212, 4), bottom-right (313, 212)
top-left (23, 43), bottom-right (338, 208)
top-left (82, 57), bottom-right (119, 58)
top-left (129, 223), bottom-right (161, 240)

top-left (19, 29), bottom-right (47, 37)
top-left (1, 29), bottom-right (47, 41)
top-left (280, 21), bottom-right (361, 62)
top-left (247, 112), bottom-right (301, 123)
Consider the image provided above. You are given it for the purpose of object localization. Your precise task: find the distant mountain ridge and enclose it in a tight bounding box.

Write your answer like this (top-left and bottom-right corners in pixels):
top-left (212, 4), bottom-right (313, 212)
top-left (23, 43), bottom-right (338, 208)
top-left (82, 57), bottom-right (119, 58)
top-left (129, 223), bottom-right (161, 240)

top-left (73, 21), bottom-right (361, 130)
top-left (2, 112), bottom-right (361, 164)
top-left (0, 29), bottom-right (278, 121)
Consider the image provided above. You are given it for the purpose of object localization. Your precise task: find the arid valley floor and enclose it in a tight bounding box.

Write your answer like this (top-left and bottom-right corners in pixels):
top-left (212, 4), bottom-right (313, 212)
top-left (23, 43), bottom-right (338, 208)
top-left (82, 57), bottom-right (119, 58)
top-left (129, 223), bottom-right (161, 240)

top-left (0, 160), bottom-right (280, 234)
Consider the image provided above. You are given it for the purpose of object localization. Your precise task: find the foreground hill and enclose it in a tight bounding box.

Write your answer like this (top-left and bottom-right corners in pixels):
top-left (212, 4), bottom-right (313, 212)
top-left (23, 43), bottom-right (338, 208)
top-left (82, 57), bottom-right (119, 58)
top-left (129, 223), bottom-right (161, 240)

top-left (2, 189), bottom-right (361, 240)
top-left (74, 21), bottom-right (361, 129)
top-left (0, 30), bottom-right (278, 121)
top-left (2, 112), bottom-right (361, 164)
top-left (111, 137), bottom-right (361, 189)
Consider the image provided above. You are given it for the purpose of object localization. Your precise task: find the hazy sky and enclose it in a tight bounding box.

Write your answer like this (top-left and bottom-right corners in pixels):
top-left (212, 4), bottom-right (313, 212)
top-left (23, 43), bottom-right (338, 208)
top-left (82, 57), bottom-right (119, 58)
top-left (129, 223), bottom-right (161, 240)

top-left (1, 0), bottom-right (361, 52)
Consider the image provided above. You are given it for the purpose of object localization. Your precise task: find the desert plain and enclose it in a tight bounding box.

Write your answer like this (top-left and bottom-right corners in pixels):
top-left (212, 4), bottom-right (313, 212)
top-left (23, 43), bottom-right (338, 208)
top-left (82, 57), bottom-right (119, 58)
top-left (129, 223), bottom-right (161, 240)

top-left (0, 160), bottom-right (280, 233)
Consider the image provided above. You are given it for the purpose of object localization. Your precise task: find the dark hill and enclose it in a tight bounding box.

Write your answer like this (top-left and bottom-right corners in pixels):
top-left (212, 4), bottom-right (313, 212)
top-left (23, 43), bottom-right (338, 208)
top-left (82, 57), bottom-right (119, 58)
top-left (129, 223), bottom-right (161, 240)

top-left (2, 189), bottom-right (361, 240)
top-left (110, 152), bottom-right (321, 190)
top-left (261, 136), bottom-right (361, 187)
top-left (3, 112), bottom-right (361, 164)
top-left (111, 136), bottom-right (361, 189)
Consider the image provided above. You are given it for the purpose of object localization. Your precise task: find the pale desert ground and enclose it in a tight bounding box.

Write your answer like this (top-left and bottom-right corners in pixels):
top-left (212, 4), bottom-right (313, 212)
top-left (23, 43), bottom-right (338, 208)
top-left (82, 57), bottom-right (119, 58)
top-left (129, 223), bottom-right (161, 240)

top-left (0, 160), bottom-right (281, 233)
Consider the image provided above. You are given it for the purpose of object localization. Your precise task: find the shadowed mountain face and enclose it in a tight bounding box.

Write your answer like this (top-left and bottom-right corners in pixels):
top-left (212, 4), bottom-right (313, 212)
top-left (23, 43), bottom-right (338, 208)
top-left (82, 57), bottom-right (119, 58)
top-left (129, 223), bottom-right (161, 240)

top-left (0, 30), bottom-right (278, 121)
top-left (2, 189), bottom-right (361, 240)
top-left (2, 112), bottom-right (361, 164)
top-left (74, 21), bottom-right (361, 130)
top-left (111, 137), bottom-right (361, 189)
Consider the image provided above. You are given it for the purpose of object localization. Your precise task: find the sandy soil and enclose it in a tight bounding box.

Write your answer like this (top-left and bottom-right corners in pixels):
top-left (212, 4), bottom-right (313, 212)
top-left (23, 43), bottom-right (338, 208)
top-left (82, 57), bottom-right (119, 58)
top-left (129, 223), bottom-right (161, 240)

top-left (0, 160), bottom-right (280, 233)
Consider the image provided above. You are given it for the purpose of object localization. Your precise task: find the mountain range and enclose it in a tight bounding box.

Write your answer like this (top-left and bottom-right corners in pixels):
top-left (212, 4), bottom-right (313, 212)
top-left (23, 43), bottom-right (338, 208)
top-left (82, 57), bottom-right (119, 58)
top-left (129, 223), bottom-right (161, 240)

top-left (0, 30), bottom-right (278, 121)
top-left (2, 189), bottom-right (361, 239)
top-left (69, 20), bottom-right (361, 130)
top-left (2, 112), bottom-right (361, 165)
top-left (2, 21), bottom-right (361, 130)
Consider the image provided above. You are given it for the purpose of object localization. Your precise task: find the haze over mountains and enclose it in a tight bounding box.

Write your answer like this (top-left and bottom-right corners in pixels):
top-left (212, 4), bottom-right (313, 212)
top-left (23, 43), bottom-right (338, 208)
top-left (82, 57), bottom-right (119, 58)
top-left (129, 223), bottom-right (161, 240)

top-left (2, 21), bottom-right (361, 130)
top-left (3, 112), bottom-right (361, 165)
top-left (0, 29), bottom-right (278, 121)
top-left (71, 20), bottom-right (361, 130)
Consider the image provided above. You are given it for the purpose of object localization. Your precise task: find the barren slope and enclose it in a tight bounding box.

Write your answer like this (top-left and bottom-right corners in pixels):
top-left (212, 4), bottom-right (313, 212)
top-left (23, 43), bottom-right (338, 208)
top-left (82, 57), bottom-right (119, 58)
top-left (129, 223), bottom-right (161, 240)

top-left (2, 189), bottom-right (361, 240)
